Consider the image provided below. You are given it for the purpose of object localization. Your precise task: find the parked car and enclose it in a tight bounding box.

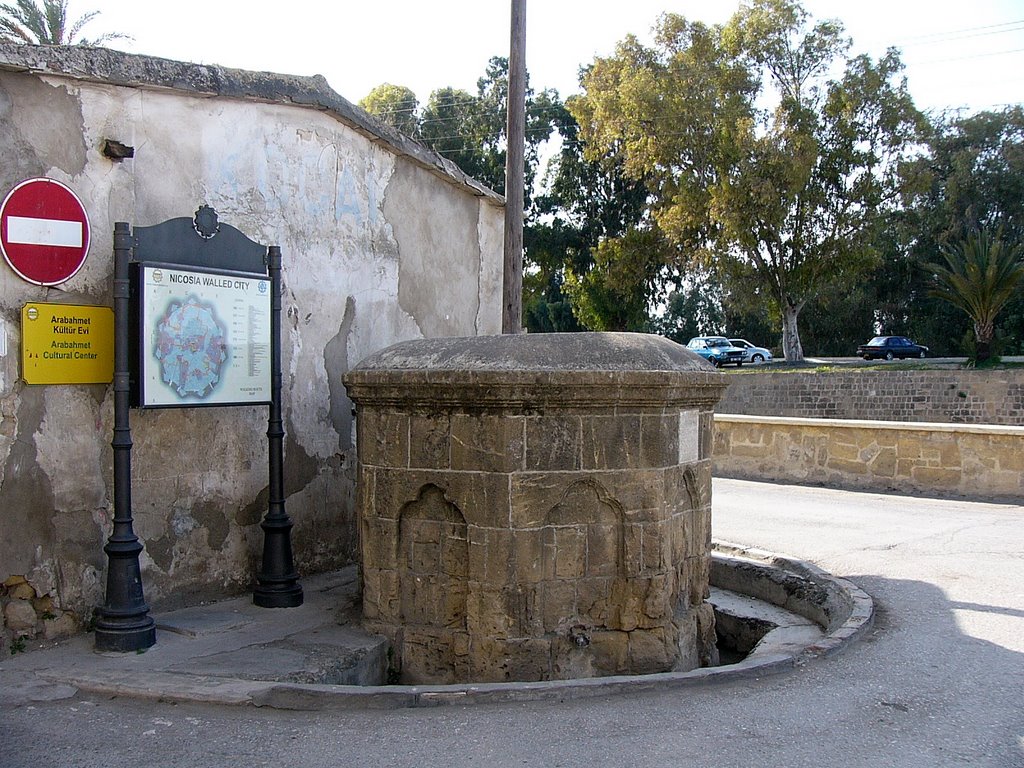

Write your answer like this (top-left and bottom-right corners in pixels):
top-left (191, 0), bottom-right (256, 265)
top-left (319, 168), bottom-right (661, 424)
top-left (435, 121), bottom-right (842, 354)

top-left (686, 336), bottom-right (747, 367)
top-left (729, 338), bottom-right (773, 364)
top-left (856, 336), bottom-right (929, 360)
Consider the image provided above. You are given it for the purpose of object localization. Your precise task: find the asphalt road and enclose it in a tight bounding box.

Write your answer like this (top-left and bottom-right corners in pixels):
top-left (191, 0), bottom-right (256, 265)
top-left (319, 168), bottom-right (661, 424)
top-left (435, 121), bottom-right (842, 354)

top-left (1, 479), bottom-right (1021, 768)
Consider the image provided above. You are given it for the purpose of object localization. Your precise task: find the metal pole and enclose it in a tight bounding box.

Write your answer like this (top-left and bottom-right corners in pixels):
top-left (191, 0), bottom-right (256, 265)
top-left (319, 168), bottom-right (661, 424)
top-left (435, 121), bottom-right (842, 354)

top-left (502, 0), bottom-right (526, 334)
top-left (253, 245), bottom-right (303, 607)
top-left (94, 221), bottom-right (156, 652)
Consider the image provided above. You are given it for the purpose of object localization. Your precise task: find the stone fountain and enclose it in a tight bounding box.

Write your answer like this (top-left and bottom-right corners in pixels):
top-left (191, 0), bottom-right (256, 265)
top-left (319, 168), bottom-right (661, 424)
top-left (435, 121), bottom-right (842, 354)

top-left (343, 332), bottom-right (727, 684)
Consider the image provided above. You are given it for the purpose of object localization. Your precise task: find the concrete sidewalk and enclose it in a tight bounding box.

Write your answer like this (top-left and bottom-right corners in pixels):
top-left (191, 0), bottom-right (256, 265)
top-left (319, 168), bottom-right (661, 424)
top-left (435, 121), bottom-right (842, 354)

top-left (0, 547), bottom-right (873, 711)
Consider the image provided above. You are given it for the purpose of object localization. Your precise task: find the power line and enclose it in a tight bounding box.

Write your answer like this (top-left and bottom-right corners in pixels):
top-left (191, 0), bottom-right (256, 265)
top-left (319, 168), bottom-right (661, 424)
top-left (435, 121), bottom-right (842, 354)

top-left (882, 19), bottom-right (1024, 47)
top-left (914, 46), bottom-right (1024, 66)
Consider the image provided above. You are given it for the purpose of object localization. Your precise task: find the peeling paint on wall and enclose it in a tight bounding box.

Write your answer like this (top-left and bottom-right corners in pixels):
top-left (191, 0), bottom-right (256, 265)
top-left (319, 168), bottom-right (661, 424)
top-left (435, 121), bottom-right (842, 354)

top-left (386, 162), bottom-right (484, 338)
top-left (0, 44), bottom-right (504, 633)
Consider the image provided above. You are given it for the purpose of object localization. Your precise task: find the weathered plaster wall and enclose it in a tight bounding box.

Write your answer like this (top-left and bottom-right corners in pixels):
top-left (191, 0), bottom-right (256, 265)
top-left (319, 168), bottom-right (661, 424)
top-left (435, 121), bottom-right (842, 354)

top-left (0, 44), bottom-right (504, 648)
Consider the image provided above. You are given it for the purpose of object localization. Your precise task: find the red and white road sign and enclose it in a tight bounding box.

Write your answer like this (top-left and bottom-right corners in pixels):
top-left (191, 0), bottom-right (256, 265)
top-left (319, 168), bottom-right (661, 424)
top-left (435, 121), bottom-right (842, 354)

top-left (0, 178), bottom-right (91, 286)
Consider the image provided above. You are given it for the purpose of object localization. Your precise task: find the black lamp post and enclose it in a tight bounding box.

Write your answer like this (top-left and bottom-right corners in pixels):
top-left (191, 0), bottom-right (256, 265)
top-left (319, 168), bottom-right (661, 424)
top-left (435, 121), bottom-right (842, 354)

top-left (253, 245), bottom-right (303, 607)
top-left (94, 222), bottom-right (156, 652)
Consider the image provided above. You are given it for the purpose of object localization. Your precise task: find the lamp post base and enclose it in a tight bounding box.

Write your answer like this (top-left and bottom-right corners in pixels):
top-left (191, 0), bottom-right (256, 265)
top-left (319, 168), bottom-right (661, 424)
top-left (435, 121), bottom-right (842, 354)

top-left (253, 581), bottom-right (304, 608)
top-left (94, 615), bottom-right (156, 653)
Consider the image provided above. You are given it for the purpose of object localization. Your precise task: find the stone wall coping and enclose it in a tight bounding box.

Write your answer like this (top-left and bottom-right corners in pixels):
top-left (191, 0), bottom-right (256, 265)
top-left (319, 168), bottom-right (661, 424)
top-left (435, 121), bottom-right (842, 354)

top-left (345, 333), bottom-right (729, 409)
top-left (715, 413), bottom-right (1024, 437)
top-left (0, 42), bottom-right (502, 206)
top-left (347, 332), bottom-right (714, 373)
top-left (345, 375), bottom-right (727, 409)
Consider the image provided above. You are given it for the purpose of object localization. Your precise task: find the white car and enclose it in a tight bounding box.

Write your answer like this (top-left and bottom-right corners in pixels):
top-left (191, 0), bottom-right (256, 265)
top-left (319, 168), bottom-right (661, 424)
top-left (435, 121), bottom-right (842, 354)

top-left (729, 338), bottom-right (773, 364)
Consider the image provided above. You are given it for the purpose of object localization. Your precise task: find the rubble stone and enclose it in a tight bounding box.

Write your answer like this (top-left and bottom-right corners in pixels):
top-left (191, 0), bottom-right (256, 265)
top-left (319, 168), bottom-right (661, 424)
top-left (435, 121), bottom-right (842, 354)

top-left (4, 600), bottom-right (38, 633)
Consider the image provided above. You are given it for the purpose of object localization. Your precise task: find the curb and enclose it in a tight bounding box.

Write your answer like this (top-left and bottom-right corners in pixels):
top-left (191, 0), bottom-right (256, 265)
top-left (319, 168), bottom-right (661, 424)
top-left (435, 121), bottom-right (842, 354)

top-left (37, 544), bottom-right (874, 710)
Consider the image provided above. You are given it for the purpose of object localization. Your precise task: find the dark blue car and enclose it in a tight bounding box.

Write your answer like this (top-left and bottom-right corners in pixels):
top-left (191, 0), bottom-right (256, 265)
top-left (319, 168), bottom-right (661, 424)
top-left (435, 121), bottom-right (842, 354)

top-left (856, 336), bottom-right (928, 360)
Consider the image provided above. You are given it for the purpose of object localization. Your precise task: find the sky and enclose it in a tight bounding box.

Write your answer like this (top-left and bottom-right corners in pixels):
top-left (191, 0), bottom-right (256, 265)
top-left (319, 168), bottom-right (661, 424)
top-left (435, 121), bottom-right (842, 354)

top-left (75, 0), bottom-right (1024, 116)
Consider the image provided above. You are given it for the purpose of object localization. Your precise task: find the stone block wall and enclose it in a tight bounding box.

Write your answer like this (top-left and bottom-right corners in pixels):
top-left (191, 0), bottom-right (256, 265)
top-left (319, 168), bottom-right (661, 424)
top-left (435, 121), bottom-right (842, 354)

top-left (718, 370), bottom-right (1024, 425)
top-left (357, 408), bottom-right (717, 683)
top-left (713, 415), bottom-right (1024, 501)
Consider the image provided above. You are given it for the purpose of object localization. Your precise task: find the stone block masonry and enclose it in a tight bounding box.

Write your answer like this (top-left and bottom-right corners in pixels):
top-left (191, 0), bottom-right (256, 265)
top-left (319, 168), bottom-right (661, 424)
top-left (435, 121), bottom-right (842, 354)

top-left (345, 333), bottom-right (728, 684)
top-left (718, 369), bottom-right (1024, 425)
top-left (713, 415), bottom-right (1024, 501)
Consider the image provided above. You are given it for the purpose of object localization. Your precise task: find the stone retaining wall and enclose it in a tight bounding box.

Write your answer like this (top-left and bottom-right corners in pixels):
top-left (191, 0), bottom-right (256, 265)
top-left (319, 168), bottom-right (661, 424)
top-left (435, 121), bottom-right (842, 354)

top-left (717, 370), bottom-right (1024, 425)
top-left (712, 415), bottom-right (1024, 501)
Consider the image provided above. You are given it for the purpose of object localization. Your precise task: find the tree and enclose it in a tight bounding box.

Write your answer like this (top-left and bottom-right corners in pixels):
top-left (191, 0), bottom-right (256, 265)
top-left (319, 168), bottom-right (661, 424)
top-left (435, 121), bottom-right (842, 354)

top-left (881, 107), bottom-right (1024, 355)
top-left (362, 57), bottom-right (559, 200)
top-left (561, 226), bottom-right (675, 331)
top-left (358, 84), bottom-right (420, 137)
top-left (525, 100), bottom-right (651, 332)
top-left (925, 228), bottom-right (1024, 364)
top-left (570, 1), bottom-right (924, 361)
top-left (0, 0), bottom-right (129, 45)
top-left (649, 268), bottom-right (727, 343)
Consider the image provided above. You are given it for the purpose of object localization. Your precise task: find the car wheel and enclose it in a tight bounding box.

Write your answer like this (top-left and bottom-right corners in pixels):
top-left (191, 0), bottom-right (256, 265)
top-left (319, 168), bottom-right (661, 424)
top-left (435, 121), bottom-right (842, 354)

top-left (885, 351), bottom-right (894, 361)
top-left (752, 353), bottom-right (764, 363)
top-left (862, 355), bottom-right (871, 360)
top-left (919, 350), bottom-right (926, 358)
top-left (712, 358), bottom-right (721, 368)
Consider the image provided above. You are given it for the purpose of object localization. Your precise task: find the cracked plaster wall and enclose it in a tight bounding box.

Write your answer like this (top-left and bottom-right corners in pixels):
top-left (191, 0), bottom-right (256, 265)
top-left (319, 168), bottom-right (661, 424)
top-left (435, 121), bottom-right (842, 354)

top-left (0, 57), bottom-right (503, 637)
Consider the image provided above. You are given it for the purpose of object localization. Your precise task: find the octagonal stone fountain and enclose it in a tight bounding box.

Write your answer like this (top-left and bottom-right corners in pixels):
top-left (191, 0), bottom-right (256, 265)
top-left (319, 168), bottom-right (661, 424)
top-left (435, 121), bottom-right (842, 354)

top-left (343, 332), bottom-right (728, 684)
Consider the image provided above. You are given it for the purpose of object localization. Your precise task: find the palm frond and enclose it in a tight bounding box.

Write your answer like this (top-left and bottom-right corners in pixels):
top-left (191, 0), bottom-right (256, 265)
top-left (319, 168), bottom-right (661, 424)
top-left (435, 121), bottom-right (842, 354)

top-left (0, 0), bottom-right (130, 46)
top-left (925, 227), bottom-right (1024, 344)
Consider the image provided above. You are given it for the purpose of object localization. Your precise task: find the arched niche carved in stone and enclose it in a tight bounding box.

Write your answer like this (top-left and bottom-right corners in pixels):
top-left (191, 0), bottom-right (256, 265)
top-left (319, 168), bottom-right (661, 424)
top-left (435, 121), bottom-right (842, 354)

top-left (397, 484), bottom-right (468, 630)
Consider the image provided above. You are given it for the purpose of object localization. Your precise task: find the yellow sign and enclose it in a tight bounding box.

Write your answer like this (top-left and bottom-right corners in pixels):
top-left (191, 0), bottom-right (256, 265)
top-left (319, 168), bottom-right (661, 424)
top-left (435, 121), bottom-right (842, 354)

top-left (21, 302), bottom-right (114, 384)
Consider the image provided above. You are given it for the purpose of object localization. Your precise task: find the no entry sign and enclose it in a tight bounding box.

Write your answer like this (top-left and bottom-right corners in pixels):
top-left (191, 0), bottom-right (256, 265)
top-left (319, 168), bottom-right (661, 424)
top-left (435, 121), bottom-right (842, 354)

top-left (0, 178), bottom-right (91, 286)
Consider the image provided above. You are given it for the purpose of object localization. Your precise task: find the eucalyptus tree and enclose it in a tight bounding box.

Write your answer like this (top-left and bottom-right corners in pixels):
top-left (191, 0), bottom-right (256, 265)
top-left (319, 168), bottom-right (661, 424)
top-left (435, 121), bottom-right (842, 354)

top-left (0, 0), bottom-right (129, 45)
top-left (526, 100), bottom-right (651, 332)
top-left (570, 0), bottom-right (924, 361)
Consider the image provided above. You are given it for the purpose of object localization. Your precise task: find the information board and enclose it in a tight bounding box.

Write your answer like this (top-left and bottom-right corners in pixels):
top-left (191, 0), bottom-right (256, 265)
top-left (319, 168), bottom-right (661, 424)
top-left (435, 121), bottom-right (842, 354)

top-left (21, 302), bottom-right (114, 384)
top-left (135, 263), bottom-right (271, 407)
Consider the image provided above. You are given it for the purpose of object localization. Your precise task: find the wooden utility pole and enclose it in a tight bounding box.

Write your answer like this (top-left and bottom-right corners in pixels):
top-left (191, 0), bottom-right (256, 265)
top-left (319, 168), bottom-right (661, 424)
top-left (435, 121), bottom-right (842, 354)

top-left (502, 0), bottom-right (526, 334)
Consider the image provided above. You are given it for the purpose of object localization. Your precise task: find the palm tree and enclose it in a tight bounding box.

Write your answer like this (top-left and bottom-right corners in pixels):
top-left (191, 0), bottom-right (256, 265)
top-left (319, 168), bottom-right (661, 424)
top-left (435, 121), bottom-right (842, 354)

top-left (0, 0), bottom-right (130, 45)
top-left (926, 227), bottom-right (1024, 363)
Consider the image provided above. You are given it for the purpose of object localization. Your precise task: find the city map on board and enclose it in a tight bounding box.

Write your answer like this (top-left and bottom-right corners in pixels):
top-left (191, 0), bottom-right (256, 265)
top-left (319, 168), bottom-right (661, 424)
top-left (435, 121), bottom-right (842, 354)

top-left (138, 265), bottom-right (271, 407)
top-left (153, 295), bottom-right (228, 397)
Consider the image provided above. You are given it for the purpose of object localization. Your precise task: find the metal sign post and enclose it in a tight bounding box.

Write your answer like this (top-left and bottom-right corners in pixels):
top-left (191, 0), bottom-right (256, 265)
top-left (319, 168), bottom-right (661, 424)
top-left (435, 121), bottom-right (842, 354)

top-left (253, 246), bottom-right (302, 607)
top-left (95, 207), bottom-right (302, 653)
top-left (93, 222), bottom-right (155, 652)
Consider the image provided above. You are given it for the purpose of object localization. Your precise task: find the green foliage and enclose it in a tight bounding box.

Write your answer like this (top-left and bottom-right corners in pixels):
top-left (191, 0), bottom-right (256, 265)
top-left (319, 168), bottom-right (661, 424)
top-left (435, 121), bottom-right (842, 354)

top-left (649, 269), bottom-right (726, 343)
top-left (570, 0), bottom-right (924, 361)
top-left (562, 227), bottom-right (671, 332)
top-left (359, 84), bottom-right (420, 137)
top-left (879, 107), bottom-right (1024, 356)
top-left (525, 100), bottom-right (651, 332)
top-left (522, 269), bottom-right (583, 333)
top-left (419, 86), bottom-right (486, 177)
top-left (925, 227), bottom-right (1024, 363)
top-left (361, 57), bottom-right (558, 202)
top-left (419, 57), bottom-right (559, 199)
top-left (0, 0), bottom-right (129, 45)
